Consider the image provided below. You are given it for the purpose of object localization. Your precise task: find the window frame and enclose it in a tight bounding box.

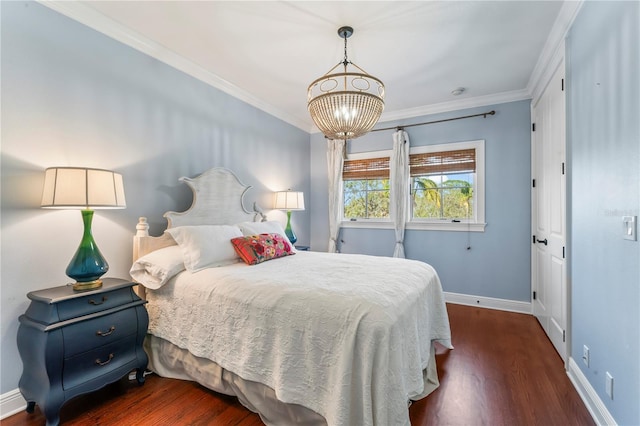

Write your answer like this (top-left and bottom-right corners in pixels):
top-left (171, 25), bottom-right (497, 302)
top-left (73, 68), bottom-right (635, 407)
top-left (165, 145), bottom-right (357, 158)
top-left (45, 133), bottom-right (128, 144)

top-left (340, 140), bottom-right (486, 232)
top-left (408, 140), bottom-right (485, 231)
top-left (341, 149), bottom-right (393, 223)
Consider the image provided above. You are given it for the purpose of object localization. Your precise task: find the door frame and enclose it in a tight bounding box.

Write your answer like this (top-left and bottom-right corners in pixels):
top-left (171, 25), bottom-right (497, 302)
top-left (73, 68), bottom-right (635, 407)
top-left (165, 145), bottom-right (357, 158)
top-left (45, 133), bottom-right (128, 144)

top-left (530, 41), bottom-right (570, 368)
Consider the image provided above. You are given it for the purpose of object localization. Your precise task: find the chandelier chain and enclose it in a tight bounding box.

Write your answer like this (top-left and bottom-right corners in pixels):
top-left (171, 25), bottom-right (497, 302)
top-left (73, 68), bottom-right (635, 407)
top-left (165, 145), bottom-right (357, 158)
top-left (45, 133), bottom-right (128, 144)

top-left (342, 34), bottom-right (349, 67)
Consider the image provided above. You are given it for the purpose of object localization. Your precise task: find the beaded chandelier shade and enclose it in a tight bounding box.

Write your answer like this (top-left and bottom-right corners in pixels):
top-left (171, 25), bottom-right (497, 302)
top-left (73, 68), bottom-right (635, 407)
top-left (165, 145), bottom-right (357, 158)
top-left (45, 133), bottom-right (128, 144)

top-left (307, 26), bottom-right (385, 141)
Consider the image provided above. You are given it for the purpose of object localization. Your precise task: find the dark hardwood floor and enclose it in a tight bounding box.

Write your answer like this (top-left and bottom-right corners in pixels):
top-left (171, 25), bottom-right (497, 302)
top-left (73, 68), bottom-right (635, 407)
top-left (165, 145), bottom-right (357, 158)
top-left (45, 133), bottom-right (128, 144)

top-left (4, 304), bottom-right (594, 426)
top-left (409, 304), bottom-right (594, 426)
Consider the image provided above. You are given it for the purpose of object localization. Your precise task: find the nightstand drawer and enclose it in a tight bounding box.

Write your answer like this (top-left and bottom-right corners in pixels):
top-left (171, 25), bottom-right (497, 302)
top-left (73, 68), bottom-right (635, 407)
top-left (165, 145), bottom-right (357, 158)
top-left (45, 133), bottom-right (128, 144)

top-left (63, 334), bottom-right (136, 390)
top-left (62, 308), bottom-right (138, 357)
top-left (57, 287), bottom-right (133, 321)
top-left (19, 279), bottom-right (148, 426)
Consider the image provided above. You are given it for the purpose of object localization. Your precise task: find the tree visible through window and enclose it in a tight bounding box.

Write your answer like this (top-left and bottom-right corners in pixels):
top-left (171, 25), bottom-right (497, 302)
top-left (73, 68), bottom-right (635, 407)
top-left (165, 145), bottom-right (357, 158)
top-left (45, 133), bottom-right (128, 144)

top-left (344, 179), bottom-right (390, 219)
top-left (412, 175), bottom-right (473, 220)
top-left (410, 147), bottom-right (476, 221)
top-left (343, 156), bottom-right (390, 219)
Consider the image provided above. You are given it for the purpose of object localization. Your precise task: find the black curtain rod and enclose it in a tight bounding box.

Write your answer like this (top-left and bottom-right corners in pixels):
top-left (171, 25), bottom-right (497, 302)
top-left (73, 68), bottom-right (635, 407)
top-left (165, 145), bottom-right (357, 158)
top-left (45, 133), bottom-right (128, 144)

top-left (371, 110), bottom-right (496, 132)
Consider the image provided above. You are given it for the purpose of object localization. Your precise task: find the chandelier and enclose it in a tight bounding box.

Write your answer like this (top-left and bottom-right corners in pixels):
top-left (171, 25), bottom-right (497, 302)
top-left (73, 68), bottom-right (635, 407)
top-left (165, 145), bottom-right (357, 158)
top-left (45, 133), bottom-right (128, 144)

top-left (307, 26), bottom-right (385, 141)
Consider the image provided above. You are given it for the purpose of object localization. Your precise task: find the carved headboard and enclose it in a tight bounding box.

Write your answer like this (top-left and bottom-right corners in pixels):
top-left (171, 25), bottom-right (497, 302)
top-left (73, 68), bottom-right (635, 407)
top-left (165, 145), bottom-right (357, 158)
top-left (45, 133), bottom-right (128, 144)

top-left (133, 167), bottom-right (265, 261)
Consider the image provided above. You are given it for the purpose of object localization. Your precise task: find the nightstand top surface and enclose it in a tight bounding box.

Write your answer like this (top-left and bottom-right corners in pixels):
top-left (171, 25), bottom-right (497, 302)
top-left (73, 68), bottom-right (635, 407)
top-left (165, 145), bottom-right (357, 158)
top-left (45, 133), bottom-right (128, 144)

top-left (27, 278), bottom-right (133, 304)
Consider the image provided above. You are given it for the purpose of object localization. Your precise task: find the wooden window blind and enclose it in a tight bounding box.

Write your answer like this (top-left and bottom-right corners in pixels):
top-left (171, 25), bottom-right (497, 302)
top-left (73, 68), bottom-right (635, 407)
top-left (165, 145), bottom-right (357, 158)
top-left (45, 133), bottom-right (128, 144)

top-left (409, 148), bottom-right (476, 176)
top-left (343, 157), bottom-right (390, 180)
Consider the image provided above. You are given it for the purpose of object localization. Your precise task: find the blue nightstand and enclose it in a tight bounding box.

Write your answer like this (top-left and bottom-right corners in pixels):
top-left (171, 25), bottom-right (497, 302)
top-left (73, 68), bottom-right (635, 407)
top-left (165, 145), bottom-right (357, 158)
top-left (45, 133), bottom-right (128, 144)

top-left (17, 278), bottom-right (148, 426)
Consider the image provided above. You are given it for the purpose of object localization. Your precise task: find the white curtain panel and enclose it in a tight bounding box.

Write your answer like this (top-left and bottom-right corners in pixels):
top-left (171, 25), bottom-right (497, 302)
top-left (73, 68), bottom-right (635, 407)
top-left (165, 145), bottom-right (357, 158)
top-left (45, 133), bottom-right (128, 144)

top-left (391, 130), bottom-right (410, 258)
top-left (327, 139), bottom-right (345, 253)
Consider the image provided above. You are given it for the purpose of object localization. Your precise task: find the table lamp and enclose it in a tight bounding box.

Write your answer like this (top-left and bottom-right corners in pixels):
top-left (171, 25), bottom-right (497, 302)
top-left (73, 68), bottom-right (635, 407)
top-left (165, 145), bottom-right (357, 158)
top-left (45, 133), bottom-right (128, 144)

top-left (274, 190), bottom-right (305, 245)
top-left (41, 167), bottom-right (126, 291)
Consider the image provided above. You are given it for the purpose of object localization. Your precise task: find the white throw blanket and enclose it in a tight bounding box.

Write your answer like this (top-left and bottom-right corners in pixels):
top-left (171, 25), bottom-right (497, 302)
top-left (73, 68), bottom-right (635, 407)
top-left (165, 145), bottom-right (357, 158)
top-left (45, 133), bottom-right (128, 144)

top-left (145, 251), bottom-right (452, 425)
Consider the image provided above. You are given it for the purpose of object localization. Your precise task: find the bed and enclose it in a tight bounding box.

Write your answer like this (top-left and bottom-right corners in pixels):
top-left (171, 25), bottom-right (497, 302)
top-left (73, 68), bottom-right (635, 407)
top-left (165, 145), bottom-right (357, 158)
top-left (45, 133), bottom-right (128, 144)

top-left (130, 167), bottom-right (452, 426)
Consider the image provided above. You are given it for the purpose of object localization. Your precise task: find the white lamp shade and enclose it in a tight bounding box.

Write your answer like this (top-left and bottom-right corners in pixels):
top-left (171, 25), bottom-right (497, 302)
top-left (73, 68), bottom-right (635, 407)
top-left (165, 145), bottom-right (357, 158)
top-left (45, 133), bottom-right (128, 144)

top-left (41, 167), bottom-right (126, 209)
top-left (274, 191), bottom-right (305, 211)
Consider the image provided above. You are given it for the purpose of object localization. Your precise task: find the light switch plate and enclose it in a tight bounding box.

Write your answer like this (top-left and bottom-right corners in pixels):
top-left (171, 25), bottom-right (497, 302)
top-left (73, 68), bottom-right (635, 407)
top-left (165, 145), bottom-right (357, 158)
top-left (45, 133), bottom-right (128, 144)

top-left (623, 216), bottom-right (637, 241)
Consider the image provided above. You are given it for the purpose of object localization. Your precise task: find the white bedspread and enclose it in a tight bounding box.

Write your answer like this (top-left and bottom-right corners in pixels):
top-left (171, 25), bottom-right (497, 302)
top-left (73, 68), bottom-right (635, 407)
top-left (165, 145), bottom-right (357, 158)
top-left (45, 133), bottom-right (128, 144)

top-left (144, 251), bottom-right (452, 426)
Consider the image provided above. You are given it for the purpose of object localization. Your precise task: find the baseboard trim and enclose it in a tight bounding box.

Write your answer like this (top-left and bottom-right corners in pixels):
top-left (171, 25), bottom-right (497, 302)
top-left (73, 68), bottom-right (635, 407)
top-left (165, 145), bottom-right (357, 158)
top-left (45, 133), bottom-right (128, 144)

top-left (567, 357), bottom-right (617, 426)
top-left (0, 388), bottom-right (27, 420)
top-left (444, 292), bottom-right (532, 314)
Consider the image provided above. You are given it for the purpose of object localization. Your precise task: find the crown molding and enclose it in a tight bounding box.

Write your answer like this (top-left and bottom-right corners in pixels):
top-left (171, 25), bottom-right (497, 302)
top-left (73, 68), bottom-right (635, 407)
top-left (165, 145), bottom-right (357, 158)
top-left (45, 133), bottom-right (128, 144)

top-left (377, 89), bottom-right (531, 125)
top-left (527, 0), bottom-right (584, 104)
top-left (38, 1), bottom-right (579, 137)
top-left (37, 1), bottom-right (310, 132)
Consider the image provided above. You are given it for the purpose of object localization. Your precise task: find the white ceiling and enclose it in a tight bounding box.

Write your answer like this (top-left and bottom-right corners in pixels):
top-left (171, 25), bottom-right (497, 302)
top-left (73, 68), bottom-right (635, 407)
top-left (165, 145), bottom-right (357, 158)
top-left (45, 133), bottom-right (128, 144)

top-left (48, 1), bottom-right (568, 133)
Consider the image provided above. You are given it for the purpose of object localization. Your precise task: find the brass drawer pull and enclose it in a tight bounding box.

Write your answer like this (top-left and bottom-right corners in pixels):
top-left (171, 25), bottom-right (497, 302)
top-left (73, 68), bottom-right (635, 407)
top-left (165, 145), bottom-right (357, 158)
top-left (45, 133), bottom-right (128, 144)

top-left (88, 296), bottom-right (108, 306)
top-left (96, 326), bottom-right (116, 337)
top-left (95, 353), bottom-right (114, 366)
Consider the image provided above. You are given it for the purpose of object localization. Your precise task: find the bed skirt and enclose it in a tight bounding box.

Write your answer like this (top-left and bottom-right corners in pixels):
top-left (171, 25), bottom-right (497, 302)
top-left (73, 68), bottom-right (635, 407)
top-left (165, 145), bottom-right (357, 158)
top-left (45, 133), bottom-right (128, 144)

top-left (144, 334), bottom-right (440, 425)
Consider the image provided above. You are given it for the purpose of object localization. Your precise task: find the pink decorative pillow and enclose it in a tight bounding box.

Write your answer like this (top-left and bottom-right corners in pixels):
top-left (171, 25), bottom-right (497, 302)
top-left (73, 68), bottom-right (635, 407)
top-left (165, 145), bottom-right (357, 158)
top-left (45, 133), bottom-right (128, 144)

top-left (230, 233), bottom-right (295, 265)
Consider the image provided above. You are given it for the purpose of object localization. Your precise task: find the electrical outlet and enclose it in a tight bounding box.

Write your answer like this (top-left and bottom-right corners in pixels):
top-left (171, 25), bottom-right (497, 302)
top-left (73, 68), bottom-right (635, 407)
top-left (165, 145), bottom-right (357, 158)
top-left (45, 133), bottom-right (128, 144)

top-left (606, 372), bottom-right (614, 399)
top-left (582, 345), bottom-right (590, 367)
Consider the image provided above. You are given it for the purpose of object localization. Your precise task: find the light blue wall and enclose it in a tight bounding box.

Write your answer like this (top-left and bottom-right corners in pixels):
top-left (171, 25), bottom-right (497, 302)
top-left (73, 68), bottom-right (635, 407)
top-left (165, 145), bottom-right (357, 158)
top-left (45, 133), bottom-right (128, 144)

top-left (568, 2), bottom-right (640, 424)
top-left (310, 101), bottom-right (532, 302)
top-left (5, 2), bottom-right (637, 422)
top-left (0, 1), bottom-right (310, 395)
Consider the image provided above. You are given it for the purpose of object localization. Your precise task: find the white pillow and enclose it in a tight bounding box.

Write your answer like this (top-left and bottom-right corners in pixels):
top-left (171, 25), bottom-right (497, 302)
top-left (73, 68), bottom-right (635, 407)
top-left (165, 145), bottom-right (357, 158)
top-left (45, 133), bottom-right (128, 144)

top-left (167, 225), bottom-right (243, 272)
top-left (236, 220), bottom-right (297, 252)
top-left (130, 245), bottom-right (185, 289)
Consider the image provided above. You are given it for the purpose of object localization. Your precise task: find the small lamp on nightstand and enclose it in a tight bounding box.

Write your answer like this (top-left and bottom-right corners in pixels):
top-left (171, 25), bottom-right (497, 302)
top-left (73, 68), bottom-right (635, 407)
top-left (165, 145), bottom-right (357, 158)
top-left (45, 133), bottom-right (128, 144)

top-left (41, 167), bottom-right (126, 291)
top-left (274, 190), bottom-right (305, 245)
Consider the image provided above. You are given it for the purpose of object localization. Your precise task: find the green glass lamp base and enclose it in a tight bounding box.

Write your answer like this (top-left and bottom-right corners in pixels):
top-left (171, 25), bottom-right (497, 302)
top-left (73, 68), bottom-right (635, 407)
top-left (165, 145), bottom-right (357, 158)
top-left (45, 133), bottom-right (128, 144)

top-left (66, 209), bottom-right (109, 291)
top-left (284, 210), bottom-right (297, 245)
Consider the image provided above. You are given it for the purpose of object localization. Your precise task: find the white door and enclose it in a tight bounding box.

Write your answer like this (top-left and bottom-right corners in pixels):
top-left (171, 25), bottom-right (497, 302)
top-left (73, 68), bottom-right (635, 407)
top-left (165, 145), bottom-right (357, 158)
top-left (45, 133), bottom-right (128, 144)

top-left (531, 60), bottom-right (567, 361)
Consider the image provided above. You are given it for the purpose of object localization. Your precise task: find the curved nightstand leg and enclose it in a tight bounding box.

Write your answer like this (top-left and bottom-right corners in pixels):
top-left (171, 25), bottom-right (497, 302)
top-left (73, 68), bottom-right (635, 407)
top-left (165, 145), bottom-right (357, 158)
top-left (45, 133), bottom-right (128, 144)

top-left (25, 401), bottom-right (36, 413)
top-left (44, 409), bottom-right (60, 426)
top-left (42, 393), bottom-right (64, 426)
top-left (135, 368), bottom-right (146, 385)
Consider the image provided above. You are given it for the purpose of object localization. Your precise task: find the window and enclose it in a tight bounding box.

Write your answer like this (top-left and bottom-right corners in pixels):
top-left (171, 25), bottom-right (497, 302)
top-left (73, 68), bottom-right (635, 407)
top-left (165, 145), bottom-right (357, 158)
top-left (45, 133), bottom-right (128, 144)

top-left (341, 140), bottom-right (485, 231)
top-left (342, 155), bottom-right (391, 220)
top-left (410, 147), bottom-right (476, 220)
